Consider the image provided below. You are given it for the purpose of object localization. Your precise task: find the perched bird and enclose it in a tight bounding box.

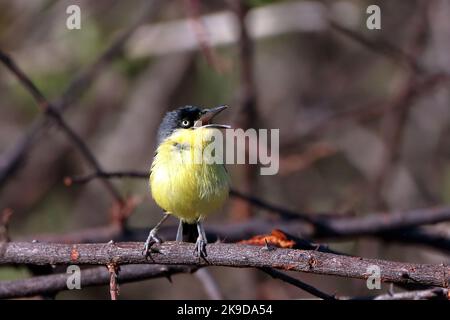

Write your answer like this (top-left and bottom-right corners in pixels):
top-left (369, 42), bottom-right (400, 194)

top-left (143, 105), bottom-right (230, 257)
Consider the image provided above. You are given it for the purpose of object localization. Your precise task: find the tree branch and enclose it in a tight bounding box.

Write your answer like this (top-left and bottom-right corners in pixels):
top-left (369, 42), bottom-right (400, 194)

top-left (0, 50), bottom-right (125, 206)
top-left (1, 242), bottom-right (449, 288)
top-left (194, 268), bottom-right (224, 300)
top-left (22, 190), bottom-right (450, 253)
top-left (260, 267), bottom-right (337, 300)
top-left (66, 170), bottom-right (450, 234)
top-left (352, 287), bottom-right (449, 300)
top-left (0, 264), bottom-right (195, 299)
top-left (106, 263), bottom-right (120, 300)
top-left (0, 0), bottom-right (162, 194)
top-left (330, 21), bottom-right (421, 72)
top-left (0, 261), bottom-right (334, 300)
top-left (63, 170), bottom-right (450, 254)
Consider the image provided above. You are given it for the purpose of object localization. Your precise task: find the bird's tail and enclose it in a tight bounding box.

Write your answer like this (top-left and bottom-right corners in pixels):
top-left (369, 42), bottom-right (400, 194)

top-left (182, 222), bottom-right (198, 243)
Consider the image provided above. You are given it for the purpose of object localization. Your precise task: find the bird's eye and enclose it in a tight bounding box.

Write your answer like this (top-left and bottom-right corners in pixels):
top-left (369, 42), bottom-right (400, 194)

top-left (181, 120), bottom-right (190, 127)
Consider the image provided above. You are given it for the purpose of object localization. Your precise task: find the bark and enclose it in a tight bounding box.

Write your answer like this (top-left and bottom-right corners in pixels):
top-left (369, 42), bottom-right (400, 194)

top-left (1, 242), bottom-right (449, 288)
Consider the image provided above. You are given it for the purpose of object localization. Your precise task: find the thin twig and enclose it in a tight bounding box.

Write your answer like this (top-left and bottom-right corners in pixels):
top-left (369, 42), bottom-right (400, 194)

top-left (371, 0), bottom-right (432, 209)
top-left (329, 21), bottom-right (421, 72)
top-left (107, 263), bottom-right (120, 300)
top-left (194, 268), bottom-right (224, 300)
top-left (293, 72), bottom-right (449, 144)
top-left (0, 209), bottom-right (13, 258)
top-left (260, 267), bottom-right (337, 300)
top-left (65, 171), bottom-right (149, 185)
top-left (228, 0), bottom-right (258, 220)
top-left (183, 0), bottom-right (226, 73)
top-left (0, 208), bottom-right (13, 244)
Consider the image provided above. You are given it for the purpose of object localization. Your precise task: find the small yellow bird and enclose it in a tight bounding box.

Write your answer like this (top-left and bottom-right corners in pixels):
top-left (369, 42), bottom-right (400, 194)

top-left (143, 105), bottom-right (230, 257)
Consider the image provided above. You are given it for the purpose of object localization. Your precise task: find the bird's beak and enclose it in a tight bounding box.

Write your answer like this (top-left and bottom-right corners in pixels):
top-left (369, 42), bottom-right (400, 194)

top-left (194, 105), bottom-right (230, 129)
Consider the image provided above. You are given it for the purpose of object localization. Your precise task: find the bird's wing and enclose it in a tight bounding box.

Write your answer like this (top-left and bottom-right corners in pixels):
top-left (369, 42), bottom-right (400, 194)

top-left (150, 150), bottom-right (158, 175)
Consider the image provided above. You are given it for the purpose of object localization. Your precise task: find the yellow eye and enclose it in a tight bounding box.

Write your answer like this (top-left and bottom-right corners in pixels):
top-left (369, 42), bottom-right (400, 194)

top-left (181, 120), bottom-right (190, 127)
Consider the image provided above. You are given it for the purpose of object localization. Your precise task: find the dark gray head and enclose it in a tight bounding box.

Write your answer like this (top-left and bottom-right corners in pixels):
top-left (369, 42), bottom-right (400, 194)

top-left (156, 105), bottom-right (229, 145)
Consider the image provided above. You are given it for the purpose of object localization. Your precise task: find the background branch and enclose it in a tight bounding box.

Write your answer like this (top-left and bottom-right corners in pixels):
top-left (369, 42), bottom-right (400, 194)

top-left (0, 49), bottom-right (126, 207)
top-left (0, 264), bottom-right (195, 299)
top-left (351, 287), bottom-right (450, 300)
top-left (260, 267), bottom-right (337, 300)
top-left (0, 0), bottom-right (162, 192)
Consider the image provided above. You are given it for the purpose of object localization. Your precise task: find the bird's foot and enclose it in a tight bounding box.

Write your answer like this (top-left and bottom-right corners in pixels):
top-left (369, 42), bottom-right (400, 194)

top-left (194, 235), bottom-right (207, 258)
top-left (142, 229), bottom-right (162, 256)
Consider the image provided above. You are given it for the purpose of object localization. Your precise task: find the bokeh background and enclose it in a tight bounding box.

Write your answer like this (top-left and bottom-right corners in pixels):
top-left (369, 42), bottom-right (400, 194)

top-left (1, 0), bottom-right (450, 299)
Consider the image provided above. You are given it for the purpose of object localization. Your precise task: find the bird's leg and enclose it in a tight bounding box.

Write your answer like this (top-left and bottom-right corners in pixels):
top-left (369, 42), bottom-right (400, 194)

top-left (194, 221), bottom-right (208, 258)
top-left (143, 213), bottom-right (169, 255)
top-left (176, 220), bottom-right (183, 242)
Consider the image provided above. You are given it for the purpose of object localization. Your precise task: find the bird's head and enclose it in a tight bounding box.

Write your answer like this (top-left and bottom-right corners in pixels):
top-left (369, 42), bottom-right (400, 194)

top-left (157, 105), bottom-right (229, 144)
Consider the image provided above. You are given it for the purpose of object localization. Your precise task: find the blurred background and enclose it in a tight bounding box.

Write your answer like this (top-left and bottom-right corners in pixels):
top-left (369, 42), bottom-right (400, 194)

top-left (0, 0), bottom-right (450, 299)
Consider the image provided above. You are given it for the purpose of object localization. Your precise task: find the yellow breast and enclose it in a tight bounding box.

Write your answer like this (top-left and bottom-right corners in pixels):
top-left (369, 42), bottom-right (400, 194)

top-left (150, 128), bottom-right (230, 223)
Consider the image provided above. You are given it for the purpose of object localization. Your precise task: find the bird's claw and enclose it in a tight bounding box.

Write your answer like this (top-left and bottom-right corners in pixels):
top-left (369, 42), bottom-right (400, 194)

top-left (142, 229), bottom-right (162, 256)
top-left (194, 236), bottom-right (207, 258)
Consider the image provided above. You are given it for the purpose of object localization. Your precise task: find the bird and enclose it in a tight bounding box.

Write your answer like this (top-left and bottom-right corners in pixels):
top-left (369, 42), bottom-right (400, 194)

top-left (143, 105), bottom-right (230, 258)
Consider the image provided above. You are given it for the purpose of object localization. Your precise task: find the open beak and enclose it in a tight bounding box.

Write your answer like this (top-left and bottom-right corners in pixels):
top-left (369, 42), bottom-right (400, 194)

top-left (194, 105), bottom-right (230, 129)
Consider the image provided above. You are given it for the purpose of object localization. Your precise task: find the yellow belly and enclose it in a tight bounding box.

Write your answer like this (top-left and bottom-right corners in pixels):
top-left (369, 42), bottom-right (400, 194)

top-left (150, 128), bottom-right (230, 223)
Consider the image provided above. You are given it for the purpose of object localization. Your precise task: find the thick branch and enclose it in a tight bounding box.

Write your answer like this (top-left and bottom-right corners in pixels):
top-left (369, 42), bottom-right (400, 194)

top-left (317, 207), bottom-right (450, 237)
top-left (1, 242), bottom-right (449, 288)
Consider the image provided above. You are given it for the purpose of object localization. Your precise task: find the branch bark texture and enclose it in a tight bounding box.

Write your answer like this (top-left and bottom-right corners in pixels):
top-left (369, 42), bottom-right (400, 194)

top-left (1, 242), bottom-right (449, 288)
